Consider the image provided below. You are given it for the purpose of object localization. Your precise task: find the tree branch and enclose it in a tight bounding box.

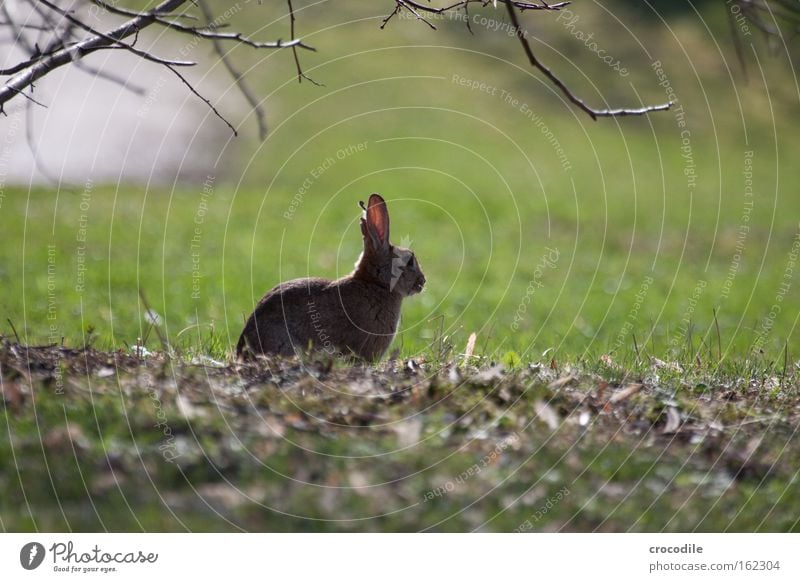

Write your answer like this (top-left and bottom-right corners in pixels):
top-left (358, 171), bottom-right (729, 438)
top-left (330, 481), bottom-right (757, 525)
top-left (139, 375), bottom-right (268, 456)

top-left (196, 0), bottom-right (268, 140)
top-left (34, 0), bottom-right (195, 66)
top-left (381, 0), bottom-right (571, 29)
top-left (503, 1), bottom-right (672, 119)
top-left (0, 0), bottom-right (196, 112)
top-left (288, 0), bottom-right (322, 85)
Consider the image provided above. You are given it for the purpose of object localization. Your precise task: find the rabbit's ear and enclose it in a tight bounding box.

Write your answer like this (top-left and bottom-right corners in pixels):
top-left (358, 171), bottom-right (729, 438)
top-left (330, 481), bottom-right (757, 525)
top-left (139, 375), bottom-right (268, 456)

top-left (364, 193), bottom-right (390, 251)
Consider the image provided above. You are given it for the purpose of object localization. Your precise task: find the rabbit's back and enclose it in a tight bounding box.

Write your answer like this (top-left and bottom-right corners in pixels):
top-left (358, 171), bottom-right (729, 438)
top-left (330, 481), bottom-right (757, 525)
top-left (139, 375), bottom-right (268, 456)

top-left (237, 277), bottom-right (402, 360)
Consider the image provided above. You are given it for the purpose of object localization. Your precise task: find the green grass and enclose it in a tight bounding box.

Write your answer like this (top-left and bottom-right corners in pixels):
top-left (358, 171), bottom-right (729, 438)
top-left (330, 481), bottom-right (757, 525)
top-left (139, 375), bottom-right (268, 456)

top-left (1, 343), bottom-right (798, 531)
top-left (2, 3), bottom-right (799, 362)
top-left (1, 1), bottom-right (799, 532)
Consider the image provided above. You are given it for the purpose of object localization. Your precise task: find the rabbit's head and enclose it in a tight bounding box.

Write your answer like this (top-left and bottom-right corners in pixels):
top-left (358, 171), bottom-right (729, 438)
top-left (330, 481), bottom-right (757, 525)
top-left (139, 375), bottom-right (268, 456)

top-left (356, 194), bottom-right (425, 296)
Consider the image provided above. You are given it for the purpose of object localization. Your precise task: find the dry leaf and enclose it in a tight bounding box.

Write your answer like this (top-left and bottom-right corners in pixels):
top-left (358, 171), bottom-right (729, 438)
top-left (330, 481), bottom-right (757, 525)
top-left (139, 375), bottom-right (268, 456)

top-left (548, 374), bottom-right (577, 389)
top-left (609, 383), bottom-right (643, 404)
top-left (463, 332), bottom-right (477, 365)
top-left (448, 366), bottom-right (461, 384)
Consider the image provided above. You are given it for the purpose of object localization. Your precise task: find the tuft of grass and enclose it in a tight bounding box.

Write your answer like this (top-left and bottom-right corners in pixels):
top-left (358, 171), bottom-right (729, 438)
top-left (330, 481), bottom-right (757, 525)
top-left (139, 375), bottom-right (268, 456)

top-left (1, 341), bottom-right (798, 532)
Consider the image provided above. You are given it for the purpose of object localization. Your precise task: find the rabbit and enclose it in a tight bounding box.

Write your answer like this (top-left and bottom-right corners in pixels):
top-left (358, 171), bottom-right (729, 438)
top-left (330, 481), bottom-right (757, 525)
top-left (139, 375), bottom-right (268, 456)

top-left (236, 193), bottom-right (426, 362)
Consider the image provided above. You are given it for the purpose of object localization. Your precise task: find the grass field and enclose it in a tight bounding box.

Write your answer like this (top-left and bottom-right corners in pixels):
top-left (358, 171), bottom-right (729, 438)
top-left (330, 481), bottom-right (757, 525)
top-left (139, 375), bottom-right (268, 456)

top-left (1, 1), bottom-right (799, 531)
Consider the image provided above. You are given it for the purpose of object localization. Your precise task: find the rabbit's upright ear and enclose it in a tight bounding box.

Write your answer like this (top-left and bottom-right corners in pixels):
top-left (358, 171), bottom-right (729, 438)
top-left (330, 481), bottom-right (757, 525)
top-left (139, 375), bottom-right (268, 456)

top-left (363, 193), bottom-right (390, 252)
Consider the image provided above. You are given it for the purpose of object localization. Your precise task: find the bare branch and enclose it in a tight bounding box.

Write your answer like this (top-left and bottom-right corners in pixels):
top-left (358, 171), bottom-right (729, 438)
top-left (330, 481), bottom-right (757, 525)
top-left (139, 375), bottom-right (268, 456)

top-left (196, 0), bottom-right (268, 140)
top-left (86, 1), bottom-right (199, 21)
top-left (73, 59), bottom-right (147, 96)
top-left (25, 97), bottom-right (58, 182)
top-left (2, 84), bottom-right (47, 112)
top-left (288, 0), bottom-right (322, 85)
top-left (398, 0), bottom-right (439, 30)
top-left (152, 16), bottom-right (313, 50)
top-left (0, 0), bottom-right (193, 111)
top-left (88, 0), bottom-right (313, 50)
top-left (164, 63), bottom-right (238, 137)
top-left (381, 0), bottom-right (571, 28)
top-left (0, 46), bottom-right (68, 76)
top-left (728, 3), bottom-right (750, 82)
top-left (0, 0), bottom-right (698, 132)
top-left (34, 0), bottom-right (195, 66)
top-left (379, 0), bottom-right (669, 119)
top-left (0, 21), bottom-right (52, 32)
top-left (503, 1), bottom-right (672, 119)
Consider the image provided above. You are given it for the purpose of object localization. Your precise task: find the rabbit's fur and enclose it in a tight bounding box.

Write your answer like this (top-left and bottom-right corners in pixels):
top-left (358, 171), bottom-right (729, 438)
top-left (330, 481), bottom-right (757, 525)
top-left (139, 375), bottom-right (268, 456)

top-left (237, 194), bottom-right (425, 362)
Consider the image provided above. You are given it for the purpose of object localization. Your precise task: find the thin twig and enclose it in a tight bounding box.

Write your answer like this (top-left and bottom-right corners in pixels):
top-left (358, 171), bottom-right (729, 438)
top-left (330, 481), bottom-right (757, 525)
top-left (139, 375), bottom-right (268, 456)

top-left (0, 0), bottom-right (192, 113)
top-left (88, 1), bottom-right (312, 50)
top-left (34, 0), bottom-right (195, 67)
top-left (165, 63), bottom-right (238, 136)
top-left (87, 1), bottom-right (198, 21)
top-left (153, 16), bottom-right (313, 50)
top-left (138, 289), bottom-right (170, 355)
top-left (504, 1), bottom-right (672, 119)
top-left (380, 0), bottom-right (571, 28)
top-left (287, 0), bottom-right (322, 85)
top-left (728, 3), bottom-right (750, 82)
top-left (398, 0), bottom-right (438, 30)
top-left (25, 97), bottom-right (58, 183)
top-left (196, 0), bottom-right (266, 139)
top-left (3, 85), bottom-right (48, 109)
top-left (72, 60), bottom-right (147, 96)
top-left (6, 318), bottom-right (21, 344)
top-left (0, 21), bottom-right (52, 32)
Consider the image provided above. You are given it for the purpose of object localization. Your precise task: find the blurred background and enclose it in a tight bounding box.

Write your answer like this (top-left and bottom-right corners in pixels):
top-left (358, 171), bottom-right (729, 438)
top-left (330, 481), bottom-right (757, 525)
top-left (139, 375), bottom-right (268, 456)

top-left (1, 0), bottom-right (798, 363)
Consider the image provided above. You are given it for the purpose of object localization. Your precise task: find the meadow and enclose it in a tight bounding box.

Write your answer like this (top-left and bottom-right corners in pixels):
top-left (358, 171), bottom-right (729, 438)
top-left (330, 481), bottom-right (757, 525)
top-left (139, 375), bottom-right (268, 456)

top-left (0, 1), bottom-right (798, 531)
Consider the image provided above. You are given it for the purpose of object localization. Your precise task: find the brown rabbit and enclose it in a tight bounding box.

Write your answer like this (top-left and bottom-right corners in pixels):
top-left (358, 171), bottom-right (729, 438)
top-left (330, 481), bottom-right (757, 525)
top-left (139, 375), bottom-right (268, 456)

top-left (236, 194), bottom-right (425, 362)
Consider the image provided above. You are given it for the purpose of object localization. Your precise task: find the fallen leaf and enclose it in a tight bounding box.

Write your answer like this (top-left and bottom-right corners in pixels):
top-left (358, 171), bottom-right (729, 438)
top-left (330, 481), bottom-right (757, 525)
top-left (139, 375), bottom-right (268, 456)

top-left (348, 470), bottom-right (371, 495)
top-left (609, 383), bottom-right (643, 404)
top-left (448, 366), bottom-right (461, 384)
top-left (43, 425), bottom-right (89, 453)
top-left (662, 406), bottom-right (682, 434)
top-left (176, 393), bottom-right (205, 419)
